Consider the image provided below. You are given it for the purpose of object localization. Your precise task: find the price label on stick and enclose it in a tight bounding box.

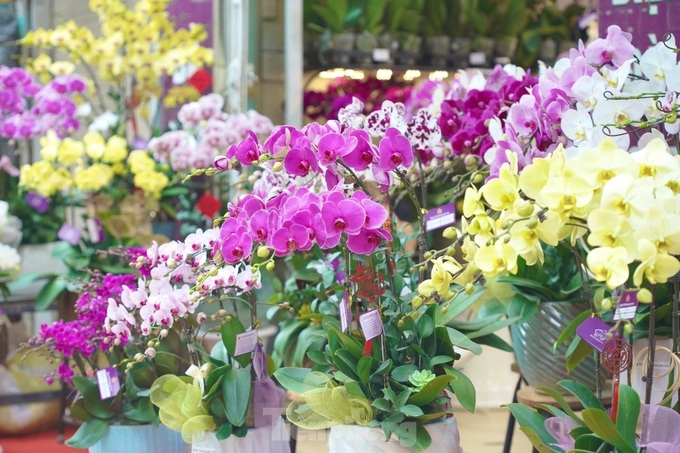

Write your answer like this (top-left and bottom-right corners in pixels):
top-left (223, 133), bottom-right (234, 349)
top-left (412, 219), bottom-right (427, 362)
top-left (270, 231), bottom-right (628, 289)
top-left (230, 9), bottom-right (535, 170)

top-left (359, 310), bottom-right (383, 341)
top-left (424, 203), bottom-right (456, 232)
top-left (96, 366), bottom-right (120, 400)
top-left (613, 290), bottom-right (639, 321)
top-left (576, 317), bottom-right (611, 352)
top-left (234, 330), bottom-right (258, 356)
top-left (340, 292), bottom-right (352, 333)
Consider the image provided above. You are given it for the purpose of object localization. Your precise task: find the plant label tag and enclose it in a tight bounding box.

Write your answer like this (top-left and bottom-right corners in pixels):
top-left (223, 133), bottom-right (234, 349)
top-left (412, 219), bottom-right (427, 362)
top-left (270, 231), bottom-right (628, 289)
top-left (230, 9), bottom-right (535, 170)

top-left (613, 290), bottom-right (639, 321)
top-left (359, 309), bottom-right (383, 341)
top-left (340, 291), bottom-right (352, 333)
top-left (469, 51), bottom-right (486, 66)
top-left (86, 217), bottom-right (105, 244)
top-left (372, 48), bottom-right (390, 62)
top-left (424, 203), bottom-right (456, 232)
top-left (576, 317), bottom-right (611, 352)
top-left (192, 448), bottom-right (216, 453)
top-left (234, 329), bottom-right (258, 357)
top-left (96, 366), bottom-right (120, 400)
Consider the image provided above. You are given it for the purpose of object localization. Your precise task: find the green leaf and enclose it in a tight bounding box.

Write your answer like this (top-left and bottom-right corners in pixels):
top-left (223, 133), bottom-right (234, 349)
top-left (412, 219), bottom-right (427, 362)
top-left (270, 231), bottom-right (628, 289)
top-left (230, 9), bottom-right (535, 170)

top-left (72, 376), bottom-right (115, 420)
top-left (517, 427), bottom-right (554, 453)
top-left (574, 434), bottom-right (604, 451)
top-left (292, 325), bottom-right (325, 367)
top-left (582, 408), bottom-right (636, 453)
top-left (471, 333), bottom-right (513, 352)
top-left (555, 310), bottom-right (592, 353)
top-left (463, 316), bottom-right (520, 340)
top-left (408, 375), bottom-right (455, 406)
top-left (68, 398), bottom-right (92, 422)
top-left (273, 367), bottom-right (312, 393)
top-left (333, 349), bottom-right (361, 380)
top-left (215, 422), bottom-right (233, 440)
top-left (400, 404), bottom-right (424, 417)
top-left (536, 386), bottom-right (584, 426)
top-left (222, 365), bottom-right (252, 427)
top-left (616, 385), bottom-right (640, 449)
top-left (444, 366), bottom-right (475, 412)
top-left (429, 356), bottom-right (454, 366)
top-left (435, 287), bottom-right (485, 324)
top-left (391, 364), bottom-right (418, 382)
top-left (506, 403), bottom-right (556, 447)
top-left (565, 339), bottom-right (593, 373)
top-left (122, 398), bottom-right (155, 423)
top-left (327, 328), bottom-right (364, 359)
top-left (394, 389), bottom-right (411, 410)
top-left (204, 365), bottom-right (230, 400)
top-left (417, 314), bottom-right (434, 339)
top-left (372, 398), bottom-right (391, 412)
top-left (272, 320), bottom-right (304, 366)
top-left (35, 277), bottom-right (67, 310)
top-left (507, 294), bottom-right (539, 321)
top-left (357, 356), bottom-right (372, 385)
top-left (558, 380), bottom-right (605, 411)
top-left (446, 327), bottom-right (482, 355)
top-left (65, 418), bottom-right (110, 448)
top-left (220, 317), bottom-right (250, 368)
top-left (371, 359), bottom-right (393, 378)
top-left (413, 423), bottom-right (433, 451)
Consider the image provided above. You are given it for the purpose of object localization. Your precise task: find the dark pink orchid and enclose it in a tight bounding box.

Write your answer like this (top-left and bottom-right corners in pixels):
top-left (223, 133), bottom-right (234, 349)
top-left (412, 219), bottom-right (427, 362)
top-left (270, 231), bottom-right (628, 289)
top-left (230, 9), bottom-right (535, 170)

top-left (284, 145), bottom-right (318, 177)
top-left (343, 129), bottom-right (377, 171)
top-left (271, 224), bottom-right (310, 256)
top-left (321, 198), bottom-right (366, 236)
top-left (317, 132), bottom-right (357, 166)
top-left (220, 225), bottom-right (253, 263)
top-left (347, 227), bottom-right (392, 255)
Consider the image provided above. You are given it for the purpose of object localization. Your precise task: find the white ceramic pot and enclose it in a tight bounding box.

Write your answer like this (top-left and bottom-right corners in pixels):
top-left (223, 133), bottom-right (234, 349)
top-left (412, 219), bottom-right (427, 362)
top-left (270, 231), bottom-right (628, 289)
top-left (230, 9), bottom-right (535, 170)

top-left (328, 417), bottom-right (461, 453)
top-left (89, 424), bottom-right (187, 453)
top-left (191, 417), bottom-right (290, 453)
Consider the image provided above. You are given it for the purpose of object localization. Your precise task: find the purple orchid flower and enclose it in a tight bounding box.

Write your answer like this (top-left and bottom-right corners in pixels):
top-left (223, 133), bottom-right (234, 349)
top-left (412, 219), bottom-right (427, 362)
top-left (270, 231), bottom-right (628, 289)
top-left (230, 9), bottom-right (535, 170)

top-left (377, 127), bottom-right (413, 172)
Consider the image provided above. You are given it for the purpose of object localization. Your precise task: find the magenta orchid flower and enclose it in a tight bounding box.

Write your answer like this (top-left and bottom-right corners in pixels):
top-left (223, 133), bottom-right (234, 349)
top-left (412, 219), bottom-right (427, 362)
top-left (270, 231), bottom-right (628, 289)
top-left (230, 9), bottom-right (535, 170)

top-left (220, 225), bottom-right (253, 263)
top-left (378, 127), bottom-right (413, 171)
top-left (271, 224), bottom-right (310, 255)
top-left (346, 227), bottom-right (392, 255)
top-left (284, 145), bottom-right (319, 177)
top-left (316, 132), bottom-right (357, 166)
top-left (321, 198), bottom-right (366, 236)
top-left (343, 129), bottom-right (377, 171)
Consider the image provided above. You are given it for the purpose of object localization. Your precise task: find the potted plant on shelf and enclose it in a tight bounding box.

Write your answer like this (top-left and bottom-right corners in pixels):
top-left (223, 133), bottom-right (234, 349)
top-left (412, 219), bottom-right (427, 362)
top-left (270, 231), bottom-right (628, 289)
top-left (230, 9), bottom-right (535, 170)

top-left (354, 0), bottom-right (387, 64)
top-left (422, 0), bottom-right (451, 67)
top-left (307, 0), bottom-right (362, 66)
top-left (489, 0), bottom-right (528, 65)
top-left (463, 0), bottom-right (495, 67)
top-left (395, 0), bottom-right (424, 66)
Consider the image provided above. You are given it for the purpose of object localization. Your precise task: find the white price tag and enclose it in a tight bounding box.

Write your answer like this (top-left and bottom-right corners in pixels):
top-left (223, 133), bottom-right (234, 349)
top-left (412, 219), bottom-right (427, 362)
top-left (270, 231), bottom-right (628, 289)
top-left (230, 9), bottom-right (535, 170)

top-left (372, 48), bottom-right (390, 62)
top-left (359, 310), bottom-right (383, 341)
top-left (469, 51), bottom-right (486, 66)
top-left (340, 292), bottom-right (352, 333)
top-left (234, 330), bottom-right (258, 356)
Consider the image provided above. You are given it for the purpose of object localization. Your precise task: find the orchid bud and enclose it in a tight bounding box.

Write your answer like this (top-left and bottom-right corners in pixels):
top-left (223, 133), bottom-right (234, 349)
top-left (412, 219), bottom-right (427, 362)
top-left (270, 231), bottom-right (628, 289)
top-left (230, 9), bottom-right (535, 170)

top-left (443, 227), bottom-right (457, 239)
top-left (637, 288), bottom-right (653, 304)
top-left (667, 113), bottom-right (677, 124)
top-left (208, 267), bottom-right (219, 276)
top-left (257, 246), bottom-right (270, 258)
top-left (134, 353), bottom-right (145, 362)
top-left (145, 347), bottom-right (156, 358)
top-left (464, 155), bottom-right (477, 170)
top-left (410, 311), bottom-right (419, 320)
top-left (218, 309), bottom-right (227, 317)
top-left (266, 261), bottom-right (275, 271)
top-left (114, 338), bottom-right (121, 346)
top-left (147, 340), bottom-right (155, 348)
top-left (526, 217), bottom-right (539, 229)
top-left (601, 298), bottom-right (612, 311)
top-left (517, 201), bottom-right (534, 217)
top-left (472, 173), bottom-right (484, 184)
top-left (465, 283), bottom-right (475, 295)
top-left (197, 312), bottom-right (207, 324)
top-left (272, 161), bottom-right (283, 172)
top-left (412, 295), bottom-right (424, 308)
top-left (424, 251), bottom-right (434, 260)
top-left (440, 306), bottom-right (448, 314)
top-left (624, 322), bottom-right (634, 335)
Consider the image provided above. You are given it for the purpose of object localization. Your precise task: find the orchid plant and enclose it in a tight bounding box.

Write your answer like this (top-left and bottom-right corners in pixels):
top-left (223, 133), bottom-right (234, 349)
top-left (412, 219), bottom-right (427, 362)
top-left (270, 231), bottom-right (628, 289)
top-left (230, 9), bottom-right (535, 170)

top-left (0, 199), bottom-right (21, 298)
top-left (24, 247), bottom-right (193, 449)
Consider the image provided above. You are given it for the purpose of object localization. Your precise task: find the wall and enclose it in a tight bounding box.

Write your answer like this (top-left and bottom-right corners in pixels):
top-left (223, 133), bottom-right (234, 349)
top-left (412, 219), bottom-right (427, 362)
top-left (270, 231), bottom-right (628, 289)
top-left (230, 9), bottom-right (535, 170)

top-left (252, 0), bottom-right (286, 124)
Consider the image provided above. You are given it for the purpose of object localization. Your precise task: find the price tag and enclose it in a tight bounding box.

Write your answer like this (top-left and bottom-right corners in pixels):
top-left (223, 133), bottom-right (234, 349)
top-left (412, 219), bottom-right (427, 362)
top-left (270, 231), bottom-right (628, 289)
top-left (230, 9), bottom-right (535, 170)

top-left (192, 448), bottom-right (216, 453)
top-left (339, 291), bottom-right (352, 333)
top-left (613, 290), bottom-right (639, 321)
top-left (424, 203), bottom-right (456, 232)
top-left (86, 217), bottom-right (105, 244)
top-left (576, 317), bottom-right (611, 352)
top-left (234, 330), bottom-right (259, 357)
top-left (372, 48), bottom-right (390, 62)
top-left (469, 51), bottom-right (486, 66)
top-left (96, 366), bottom-right (120, 400)
top-left (359, 310), bottom-right (383, 341)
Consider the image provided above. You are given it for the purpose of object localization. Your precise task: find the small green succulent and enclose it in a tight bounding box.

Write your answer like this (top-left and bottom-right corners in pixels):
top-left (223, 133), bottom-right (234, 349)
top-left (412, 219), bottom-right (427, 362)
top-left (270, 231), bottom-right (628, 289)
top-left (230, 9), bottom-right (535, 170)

top-left (408, 369), bottom-right (436, 392)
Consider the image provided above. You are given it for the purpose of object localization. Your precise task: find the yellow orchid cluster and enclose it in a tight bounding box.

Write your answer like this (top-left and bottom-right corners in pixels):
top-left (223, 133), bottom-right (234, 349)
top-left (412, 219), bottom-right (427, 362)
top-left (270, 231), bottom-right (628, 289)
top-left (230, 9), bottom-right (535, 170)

top-left (458, 137), bottom-right (680, 292)
top-left (19, 131), bottom-right (169, 200)
top-left (21, 0), bottom-right (212, 103)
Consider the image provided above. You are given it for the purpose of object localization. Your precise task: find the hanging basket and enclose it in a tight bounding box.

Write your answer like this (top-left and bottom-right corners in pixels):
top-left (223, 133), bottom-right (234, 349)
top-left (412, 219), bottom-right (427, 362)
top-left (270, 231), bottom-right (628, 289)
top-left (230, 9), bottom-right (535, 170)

top-left (327, 417), bottom-right (461, 453)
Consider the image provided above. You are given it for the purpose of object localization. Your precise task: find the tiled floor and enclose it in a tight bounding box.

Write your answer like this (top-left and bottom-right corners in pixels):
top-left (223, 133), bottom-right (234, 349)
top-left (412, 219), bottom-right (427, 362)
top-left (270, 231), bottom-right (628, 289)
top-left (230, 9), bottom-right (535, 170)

top-left (296, 408), bottom-right (534, 453)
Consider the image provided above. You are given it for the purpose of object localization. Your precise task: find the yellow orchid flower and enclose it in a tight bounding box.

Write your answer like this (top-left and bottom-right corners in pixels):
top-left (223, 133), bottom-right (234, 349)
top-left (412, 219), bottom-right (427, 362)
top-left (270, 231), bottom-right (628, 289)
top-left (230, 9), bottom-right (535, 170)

top-left (417, 258), bottom-right (453, 298)
top-left (463, 186), bottom-right (485, 217)
top-left (587, 208), bottom-right (633, 250)
top-left (481, 165), bottom-right (520, 211)
top-left (631, 138), bottom-right (680, 187)
top-left (567, 138), bottom-right (637, 186)
top-left (586, 246), bottom-right (630, 289)
top-left (474, 241), bottom-right (518, 278)
top-left (632, 239), bottom-right (680, 286)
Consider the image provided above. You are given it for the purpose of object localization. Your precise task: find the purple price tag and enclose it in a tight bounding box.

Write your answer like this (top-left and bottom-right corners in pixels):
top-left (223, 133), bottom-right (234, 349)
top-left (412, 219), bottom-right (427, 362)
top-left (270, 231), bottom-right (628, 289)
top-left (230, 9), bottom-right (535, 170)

top-left (359, 310), bottom-right (383, 341)
top-left (86, 218), bottom-right (105, 244)
top-left (424, 203), bottom-right (456, 232)
top-left (613, 290), bottom-right (639, 322)
top-left (96, 366), bottom-right (120, 400)
top-left (234, 330), bottom-right (258, 357)
top-left (576, 317), bottom-right (612, 352)
top-left (340, 291), bottom-right (352, 333)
